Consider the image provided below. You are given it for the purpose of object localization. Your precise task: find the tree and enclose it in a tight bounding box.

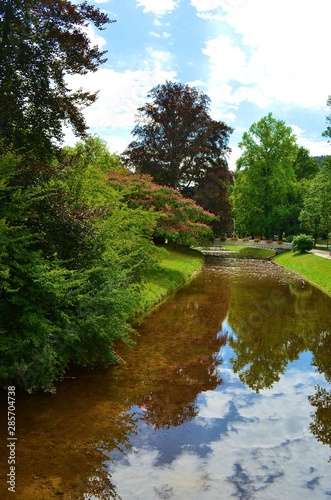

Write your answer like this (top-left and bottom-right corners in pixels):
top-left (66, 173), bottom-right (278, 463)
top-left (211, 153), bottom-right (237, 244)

top-left (0, 140), bottom-right (161, 392)
top-left (231, 113), bottom-right (300, 239)
top-left (299, 157), bottom-right (331, 239)
top-left (107, 169), bottom-right (217, 245)
top-left (292, 146), bottom-right (320, 181)
top-left (121, 81), bottom-right (233, 191)
top-left (0, 0), bottom-right (114, 159)
top-left (292, 234), bottom-right (314, 253)
top-left (184, 161), bottom-right (234, 236)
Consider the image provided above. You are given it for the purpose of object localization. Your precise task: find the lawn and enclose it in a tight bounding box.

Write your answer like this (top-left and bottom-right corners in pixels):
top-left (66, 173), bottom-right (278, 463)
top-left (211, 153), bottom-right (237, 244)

top-left (134, 245), bottom-right (204, 317)
top-left (274, 251), bottom-right (331, 296)
top-left (222, 246), bottom-right (276, 259)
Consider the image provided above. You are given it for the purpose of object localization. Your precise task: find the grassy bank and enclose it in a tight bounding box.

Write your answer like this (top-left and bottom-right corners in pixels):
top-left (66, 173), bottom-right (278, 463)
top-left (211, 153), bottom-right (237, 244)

top-left (134, 245), bottom-right (204, 317)
top-left (274, 251), bottom-right (331, 296)
top-left (222, 246), bottom-right (276, 259)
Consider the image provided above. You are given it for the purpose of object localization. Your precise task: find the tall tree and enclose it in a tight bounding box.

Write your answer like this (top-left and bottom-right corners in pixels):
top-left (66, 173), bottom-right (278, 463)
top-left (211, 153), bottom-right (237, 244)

top-left (121, 81), bottom-right (233, 191)
top-left (292, 146), bottom-right (320, 181)
top-left (231, 113), bottom-right (300, 239)
top-left (299, 157), bottom-right (331, 239)
top-left (0, 0), bottom-right (114, 159)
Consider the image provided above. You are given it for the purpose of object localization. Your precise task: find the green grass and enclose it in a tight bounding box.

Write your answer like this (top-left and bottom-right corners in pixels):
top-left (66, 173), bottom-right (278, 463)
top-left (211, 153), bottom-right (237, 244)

top-left (134, 245), bottom-right (204, 317)
top-left (222, 246), bottom-right (276, 259)
top-left (274, 251), bottom-right (331, 296)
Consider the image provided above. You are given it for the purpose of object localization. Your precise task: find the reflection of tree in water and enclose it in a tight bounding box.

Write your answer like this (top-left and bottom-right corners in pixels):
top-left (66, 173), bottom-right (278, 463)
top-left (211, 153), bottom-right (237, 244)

top-left (308, 329), bottom-right (331, 460)
top-left (227, 282), bottom-right (304, 392)
top-left (227, 269), bottom-right (331, 393)
top-left (309, 386), bottom-right (331, 462)
top-left (92, 411), bottom-right (140, 499)
top-left (128, 265), bottom-right (230, 429)
top-left (139, 335), bottom-right (227, 429)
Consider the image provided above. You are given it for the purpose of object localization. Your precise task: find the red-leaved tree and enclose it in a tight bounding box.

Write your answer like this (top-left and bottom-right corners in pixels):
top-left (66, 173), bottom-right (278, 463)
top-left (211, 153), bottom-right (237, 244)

top-left (108, 170), bottom-right (217, 245)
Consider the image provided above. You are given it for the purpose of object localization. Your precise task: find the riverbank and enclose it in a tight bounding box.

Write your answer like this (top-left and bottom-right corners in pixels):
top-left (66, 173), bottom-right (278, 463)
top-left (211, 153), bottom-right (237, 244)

top-left (274, 251), bottom-right (331, 296)
top-left (133, 245), bottom-right (204, 318)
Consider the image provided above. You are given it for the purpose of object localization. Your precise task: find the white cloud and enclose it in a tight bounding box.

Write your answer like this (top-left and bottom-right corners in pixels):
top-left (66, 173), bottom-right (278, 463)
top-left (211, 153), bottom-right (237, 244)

top-left (66, 50), bottom-right (176, 151)
top-left (289, 124), bottom-right (331, 156)
top-left (104, 135), bottom-right (130, 155)
top-left (136, 0), bottom-right (178, 16)
top-left (83, 24), bottom-right (107, 49)
top-left (200, 0), bottom-right (331, 115)
top-left (108, 366), bottom-right (331, 499)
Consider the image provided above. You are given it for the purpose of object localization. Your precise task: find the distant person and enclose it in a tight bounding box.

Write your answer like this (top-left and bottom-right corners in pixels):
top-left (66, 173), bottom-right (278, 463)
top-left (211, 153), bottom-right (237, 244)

top-left (329, 243), bottom-right (331, 256)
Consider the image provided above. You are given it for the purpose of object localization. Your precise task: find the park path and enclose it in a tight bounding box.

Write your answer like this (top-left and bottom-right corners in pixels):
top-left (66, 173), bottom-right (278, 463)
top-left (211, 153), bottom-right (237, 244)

top-left (309, 249), bottom-right (331, 259)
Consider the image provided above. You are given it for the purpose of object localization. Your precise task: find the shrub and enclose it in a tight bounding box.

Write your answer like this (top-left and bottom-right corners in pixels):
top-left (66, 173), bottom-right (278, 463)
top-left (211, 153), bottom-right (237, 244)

top-left (292, 234), bottom-right (314, 253)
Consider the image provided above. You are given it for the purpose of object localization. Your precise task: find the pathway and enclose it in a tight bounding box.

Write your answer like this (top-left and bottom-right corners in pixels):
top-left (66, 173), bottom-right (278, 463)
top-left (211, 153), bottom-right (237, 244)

top-left (309, 249), bottom-right (331, 260)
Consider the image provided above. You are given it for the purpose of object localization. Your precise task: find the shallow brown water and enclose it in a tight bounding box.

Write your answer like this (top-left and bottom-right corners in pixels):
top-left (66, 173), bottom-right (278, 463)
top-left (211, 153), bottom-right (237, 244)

top-left (0, 259), bottom-right (331, 499)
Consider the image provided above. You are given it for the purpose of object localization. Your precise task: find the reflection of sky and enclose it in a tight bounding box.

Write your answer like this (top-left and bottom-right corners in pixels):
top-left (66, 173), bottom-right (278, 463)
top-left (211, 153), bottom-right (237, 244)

top-left (103, 321), bottom-right (331, 500)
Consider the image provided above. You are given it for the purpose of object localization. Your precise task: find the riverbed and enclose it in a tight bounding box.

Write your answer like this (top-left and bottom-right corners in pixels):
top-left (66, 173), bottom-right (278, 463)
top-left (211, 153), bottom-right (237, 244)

top-left (0, 259), bottom-right (330, 499)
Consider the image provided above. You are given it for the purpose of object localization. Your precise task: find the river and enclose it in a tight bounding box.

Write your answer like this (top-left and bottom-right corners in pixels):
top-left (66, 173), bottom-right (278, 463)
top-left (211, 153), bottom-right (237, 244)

top-left (0, 259), bottom-right (330, 499)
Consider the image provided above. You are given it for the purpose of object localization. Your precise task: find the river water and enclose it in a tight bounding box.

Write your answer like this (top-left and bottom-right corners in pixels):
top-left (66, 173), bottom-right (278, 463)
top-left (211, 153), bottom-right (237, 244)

top-left (0, 259), bottom-right (330, 499)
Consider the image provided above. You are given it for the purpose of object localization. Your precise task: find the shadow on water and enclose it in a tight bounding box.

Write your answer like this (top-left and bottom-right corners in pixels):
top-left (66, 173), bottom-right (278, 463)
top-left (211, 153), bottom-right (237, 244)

top-left (0, 259), bottom-right (330, 499)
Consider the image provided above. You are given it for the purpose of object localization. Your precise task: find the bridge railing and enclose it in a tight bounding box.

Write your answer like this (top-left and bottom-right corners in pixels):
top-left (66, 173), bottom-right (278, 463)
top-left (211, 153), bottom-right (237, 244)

top-left (214, 238), bottom-right (292, 250)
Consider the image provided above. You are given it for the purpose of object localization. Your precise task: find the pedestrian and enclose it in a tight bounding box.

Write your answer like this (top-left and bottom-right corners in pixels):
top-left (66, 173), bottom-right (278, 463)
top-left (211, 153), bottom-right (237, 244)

top-left (329, 243), bottom-right (331, 256)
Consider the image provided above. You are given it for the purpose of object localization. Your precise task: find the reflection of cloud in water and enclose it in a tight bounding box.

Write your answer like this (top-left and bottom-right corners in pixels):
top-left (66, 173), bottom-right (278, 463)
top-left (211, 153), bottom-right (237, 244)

top-left (106, 362), bottom-right (331, 499)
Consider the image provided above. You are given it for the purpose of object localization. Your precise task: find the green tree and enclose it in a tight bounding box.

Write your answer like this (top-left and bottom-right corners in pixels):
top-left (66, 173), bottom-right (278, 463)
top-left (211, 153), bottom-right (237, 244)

top-left (292, 146), bottom-right (320, 181)
top-left (121, 81), bottom-right (233, 191)
top-left (299, 157), bottom-right (331, 239)
top-left (0, 0), bottom-right (114, 159)
top-left (0, 141), bottom-right (161, 392)
top-left (292, 233), bottom-right (315, 253)
top-left (232, 113), bottom-right (300, 238)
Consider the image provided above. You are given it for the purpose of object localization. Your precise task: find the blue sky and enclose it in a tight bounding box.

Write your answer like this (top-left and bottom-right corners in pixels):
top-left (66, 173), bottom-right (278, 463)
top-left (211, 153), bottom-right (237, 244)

top-left (68, 0), bottom-right (331, 169)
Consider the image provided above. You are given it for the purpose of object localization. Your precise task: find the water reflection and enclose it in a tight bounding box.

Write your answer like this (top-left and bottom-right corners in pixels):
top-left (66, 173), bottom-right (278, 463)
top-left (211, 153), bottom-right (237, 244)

top-left (226, 261), bottom-right (331, 393)
top-left (0, 260), bottom-right (330, 499)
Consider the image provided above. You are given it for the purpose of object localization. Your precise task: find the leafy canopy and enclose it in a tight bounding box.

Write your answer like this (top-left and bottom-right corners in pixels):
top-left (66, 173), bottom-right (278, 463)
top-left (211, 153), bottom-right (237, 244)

top-left (122, 81), bottom-right (233, 190)
top-left (292, 234), bottom-right (315, 253)
top-left (299, 157), bottom-right (331, 238)
top-left (107, 169), bottom-right (217, 245)
top-left (0, 0), bottom-right (114, 159)
top-left (0, 139), bottom-right (161, 392)
top-left (232, 113), bottom-right (301, 238)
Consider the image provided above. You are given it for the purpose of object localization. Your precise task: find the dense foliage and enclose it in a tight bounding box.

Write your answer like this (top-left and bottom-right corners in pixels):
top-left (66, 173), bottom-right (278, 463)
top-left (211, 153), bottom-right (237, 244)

top-left (0, 0), bottom-right (113, 159)
top-left (231, 113), bottom-right (313, 239)
top-left (299, 157), bottom-right (331, 239)
top-left (107, 168), bottom-right (217, 245)
top-left (183, 161), bottom-right (234, 236)
top-left (292, 234), bottom-right (315, 253)
top-left (122, 81), bottom-right (233, 191)
top-left (0, 140), bottom-right (162, 392)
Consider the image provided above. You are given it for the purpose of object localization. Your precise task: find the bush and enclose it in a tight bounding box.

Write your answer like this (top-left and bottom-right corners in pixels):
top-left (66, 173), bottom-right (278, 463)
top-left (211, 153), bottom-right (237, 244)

top-left (292, 234), bottom-right (314, 253)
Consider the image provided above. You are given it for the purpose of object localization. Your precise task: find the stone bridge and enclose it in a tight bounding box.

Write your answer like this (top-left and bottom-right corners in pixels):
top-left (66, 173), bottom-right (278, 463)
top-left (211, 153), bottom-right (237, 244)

top-left (197, 238), bottom-right (292, 256)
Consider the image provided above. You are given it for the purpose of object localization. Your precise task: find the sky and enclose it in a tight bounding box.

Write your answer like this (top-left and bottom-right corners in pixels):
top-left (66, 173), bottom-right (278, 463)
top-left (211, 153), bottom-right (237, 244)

top-left (68, 0), bottom-right (331, 169)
